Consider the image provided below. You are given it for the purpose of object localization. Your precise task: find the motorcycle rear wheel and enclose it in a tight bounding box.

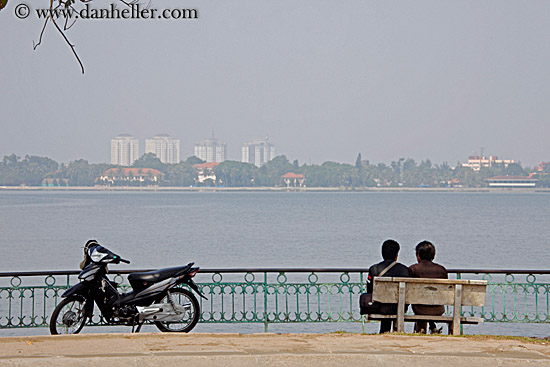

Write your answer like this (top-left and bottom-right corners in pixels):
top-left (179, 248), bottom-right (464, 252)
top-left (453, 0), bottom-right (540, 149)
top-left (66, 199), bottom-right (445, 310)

top-left (49, 296), bottom-right (87, 335)
top-left (155, 288), bottom-right (200, 333)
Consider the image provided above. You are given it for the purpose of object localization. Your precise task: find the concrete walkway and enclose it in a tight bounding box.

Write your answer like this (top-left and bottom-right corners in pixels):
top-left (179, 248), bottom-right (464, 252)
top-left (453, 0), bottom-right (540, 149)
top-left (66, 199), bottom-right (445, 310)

top-left (0, 333), bottom-right (549, 366)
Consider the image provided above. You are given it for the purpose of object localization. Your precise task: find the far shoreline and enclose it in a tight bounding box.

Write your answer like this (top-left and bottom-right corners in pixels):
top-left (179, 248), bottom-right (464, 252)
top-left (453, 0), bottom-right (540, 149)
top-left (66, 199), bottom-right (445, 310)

top-left (1, 186), bottom-right (549, 193)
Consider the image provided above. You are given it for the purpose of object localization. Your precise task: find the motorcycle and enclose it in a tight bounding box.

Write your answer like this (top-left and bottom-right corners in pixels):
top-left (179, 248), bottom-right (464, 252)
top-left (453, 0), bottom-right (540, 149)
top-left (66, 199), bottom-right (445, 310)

top-left (49, 241), bottom-right (206, 335)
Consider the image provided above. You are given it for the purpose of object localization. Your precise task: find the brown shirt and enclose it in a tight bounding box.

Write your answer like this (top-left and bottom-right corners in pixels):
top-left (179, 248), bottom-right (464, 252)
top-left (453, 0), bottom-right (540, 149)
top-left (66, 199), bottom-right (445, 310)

top-left (409, 260), bottom-right (448, 315)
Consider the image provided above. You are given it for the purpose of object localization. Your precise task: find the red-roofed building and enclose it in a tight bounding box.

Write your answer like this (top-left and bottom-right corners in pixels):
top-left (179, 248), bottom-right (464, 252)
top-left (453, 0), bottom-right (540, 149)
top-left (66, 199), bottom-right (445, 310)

top-left (193, 162), bottom-right (220, 184)
top-left (281, 172), bottom-right (305, 187)
top-left (193, 162), bottom-right (220, 170)
top-left (98, 168), bottom-right (164, 186)
top-left (535, 162), bottom-right (550, 173)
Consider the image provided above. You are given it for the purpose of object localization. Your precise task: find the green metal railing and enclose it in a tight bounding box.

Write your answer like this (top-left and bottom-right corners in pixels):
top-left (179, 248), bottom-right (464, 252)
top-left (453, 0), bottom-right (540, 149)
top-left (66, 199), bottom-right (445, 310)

top-left (1, 269), bottom-right (549, 330)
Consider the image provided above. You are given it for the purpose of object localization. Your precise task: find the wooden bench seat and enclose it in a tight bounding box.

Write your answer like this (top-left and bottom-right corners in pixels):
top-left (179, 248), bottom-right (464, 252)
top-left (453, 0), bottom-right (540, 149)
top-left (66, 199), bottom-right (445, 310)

top-left (368, 277), bottom-right (487, 335)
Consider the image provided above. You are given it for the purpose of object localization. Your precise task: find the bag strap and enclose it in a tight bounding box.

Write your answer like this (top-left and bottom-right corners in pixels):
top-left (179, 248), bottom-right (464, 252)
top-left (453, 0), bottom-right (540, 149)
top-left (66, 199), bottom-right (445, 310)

top-left (378, 261), bottom-right (397, 277)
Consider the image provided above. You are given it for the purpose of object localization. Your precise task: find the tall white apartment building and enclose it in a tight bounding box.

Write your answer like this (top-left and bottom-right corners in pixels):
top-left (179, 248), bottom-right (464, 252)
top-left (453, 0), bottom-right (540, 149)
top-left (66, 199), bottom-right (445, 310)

top-left (194, 138), bottom-right (226, 163)
top-left (111, 134), bottom-right (139, 166)
top-left (145, 134), bottom-right (180, 164)
top-left (242, 138), bottom-right (275, 167)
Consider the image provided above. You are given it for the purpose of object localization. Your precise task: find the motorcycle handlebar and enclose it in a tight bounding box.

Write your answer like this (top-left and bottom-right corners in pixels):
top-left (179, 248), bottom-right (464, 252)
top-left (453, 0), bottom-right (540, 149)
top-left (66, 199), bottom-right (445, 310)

top-left (119, 258), bottom-right (131, 264)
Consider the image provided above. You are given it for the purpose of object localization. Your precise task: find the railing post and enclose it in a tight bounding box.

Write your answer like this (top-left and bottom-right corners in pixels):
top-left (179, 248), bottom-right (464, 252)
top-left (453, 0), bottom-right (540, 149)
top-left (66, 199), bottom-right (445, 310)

top-left (263, 272), bottom-right (268, 332)
top-left (360, 272), bottom-right (366, 333)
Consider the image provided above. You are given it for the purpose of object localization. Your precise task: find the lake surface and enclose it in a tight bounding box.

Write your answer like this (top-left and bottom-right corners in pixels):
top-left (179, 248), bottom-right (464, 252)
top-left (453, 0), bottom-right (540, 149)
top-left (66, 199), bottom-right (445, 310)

top-left (1, 190), bottom-right (548, 270)
top-left (1, 190), bottom-right (549, 336)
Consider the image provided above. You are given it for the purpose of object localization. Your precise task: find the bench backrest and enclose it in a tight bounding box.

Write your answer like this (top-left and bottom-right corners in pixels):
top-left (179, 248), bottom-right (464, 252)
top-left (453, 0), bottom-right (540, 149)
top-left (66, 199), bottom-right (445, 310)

top-left (373, 277), bottom-right (487, 307)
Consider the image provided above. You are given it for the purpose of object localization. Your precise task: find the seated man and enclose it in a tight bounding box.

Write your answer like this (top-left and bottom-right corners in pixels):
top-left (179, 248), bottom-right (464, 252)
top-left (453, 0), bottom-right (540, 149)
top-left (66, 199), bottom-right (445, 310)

top-left (367, 239), bottom-right (410, 333)
top-left (409, 240), bottom-right (448, 334)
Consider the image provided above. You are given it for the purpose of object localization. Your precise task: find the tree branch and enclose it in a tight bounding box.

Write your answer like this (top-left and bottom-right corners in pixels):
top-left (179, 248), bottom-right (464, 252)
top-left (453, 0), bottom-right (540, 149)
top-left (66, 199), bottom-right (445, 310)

top-left (64, 5), bottom-right (77, 31)
top-left (50, 10), bottom-right (85, 73)
top-left (33, 0), bottom-right (141, 74)
top-left (33, 17), bottom-right (50, 50)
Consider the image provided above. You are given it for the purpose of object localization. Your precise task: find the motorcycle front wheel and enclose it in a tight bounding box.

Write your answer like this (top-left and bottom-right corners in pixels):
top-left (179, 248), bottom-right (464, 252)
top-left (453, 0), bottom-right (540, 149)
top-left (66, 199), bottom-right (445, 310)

top-left (49, 296), bottom-right (87, 335)
top-left (155, 288), bottom-right (200, 333)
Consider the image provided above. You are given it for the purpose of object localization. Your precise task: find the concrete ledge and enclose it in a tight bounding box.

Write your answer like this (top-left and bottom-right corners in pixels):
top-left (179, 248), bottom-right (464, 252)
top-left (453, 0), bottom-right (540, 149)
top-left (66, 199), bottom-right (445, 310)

top-left (0, 333), bottom-right (549, 366)
top-left (2, 186), bottom-right (550, 193)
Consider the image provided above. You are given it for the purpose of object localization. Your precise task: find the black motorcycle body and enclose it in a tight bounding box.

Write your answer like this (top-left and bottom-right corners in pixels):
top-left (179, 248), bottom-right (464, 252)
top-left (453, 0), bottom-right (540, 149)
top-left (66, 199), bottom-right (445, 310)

top-left (49, 244), bottom-right (205, 335)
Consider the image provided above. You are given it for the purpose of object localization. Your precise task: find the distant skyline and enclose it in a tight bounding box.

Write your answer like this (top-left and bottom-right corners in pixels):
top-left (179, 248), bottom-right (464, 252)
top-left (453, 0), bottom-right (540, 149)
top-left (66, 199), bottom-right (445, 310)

top-left (1, 1), bottom-right (549, 167)
top-left (4, 134), bottom-right (540, 168)
top-left (1, 130), bottom-right (544, 168)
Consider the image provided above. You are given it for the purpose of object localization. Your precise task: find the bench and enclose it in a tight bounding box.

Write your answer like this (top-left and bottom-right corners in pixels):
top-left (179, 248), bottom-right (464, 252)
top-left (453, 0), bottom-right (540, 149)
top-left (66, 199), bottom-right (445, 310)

top-left (367, 277), bottom-right (487, 335)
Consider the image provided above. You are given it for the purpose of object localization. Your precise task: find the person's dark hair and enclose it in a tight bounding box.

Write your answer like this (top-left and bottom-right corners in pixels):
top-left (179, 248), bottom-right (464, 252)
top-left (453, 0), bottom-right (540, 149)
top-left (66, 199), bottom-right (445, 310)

top-left (416, 240), bottom-right (436, 261)
top-left (381, 239), bottom-right (400, 260)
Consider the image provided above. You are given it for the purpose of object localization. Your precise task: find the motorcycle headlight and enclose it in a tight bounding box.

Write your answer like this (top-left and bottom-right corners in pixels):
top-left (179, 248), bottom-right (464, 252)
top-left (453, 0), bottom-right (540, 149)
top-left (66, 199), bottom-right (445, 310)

top-left (90, 248), bottom-right (107, 262)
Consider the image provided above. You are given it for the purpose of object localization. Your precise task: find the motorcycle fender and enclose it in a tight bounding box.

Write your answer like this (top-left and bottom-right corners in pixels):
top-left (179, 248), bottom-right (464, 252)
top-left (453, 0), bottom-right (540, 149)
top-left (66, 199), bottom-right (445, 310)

top-left (62, 282), bottom-right (91, 299)
top-left (182, 278), bottom-right (208, 300)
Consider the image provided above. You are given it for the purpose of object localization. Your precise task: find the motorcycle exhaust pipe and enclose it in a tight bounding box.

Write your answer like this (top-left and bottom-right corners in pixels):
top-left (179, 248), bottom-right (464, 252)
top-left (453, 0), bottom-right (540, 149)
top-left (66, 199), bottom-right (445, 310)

top-left (137, 303), bottom-right (192, 322)
top-left (136, 306), bottom-right (163, 316)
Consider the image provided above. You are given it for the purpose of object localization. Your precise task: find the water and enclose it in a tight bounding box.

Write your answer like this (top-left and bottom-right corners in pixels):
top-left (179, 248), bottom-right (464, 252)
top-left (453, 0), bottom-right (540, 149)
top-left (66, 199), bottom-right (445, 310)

top-left (1, 190), bottom-right (549, 270)
top-left (1, 190), bottom-right (549, 337)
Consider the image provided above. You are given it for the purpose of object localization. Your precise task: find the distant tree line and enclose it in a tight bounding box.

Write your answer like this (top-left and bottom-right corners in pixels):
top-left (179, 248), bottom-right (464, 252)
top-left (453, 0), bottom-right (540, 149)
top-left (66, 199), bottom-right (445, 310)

top-left (0, 154), bottom-right (59, 186)
top-left (1, 152), bottom-right (548, 188)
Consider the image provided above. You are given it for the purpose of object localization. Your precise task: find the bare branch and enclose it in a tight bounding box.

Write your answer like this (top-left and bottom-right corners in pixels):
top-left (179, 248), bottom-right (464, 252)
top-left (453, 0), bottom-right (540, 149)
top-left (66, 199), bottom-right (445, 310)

top-left (119, 0), bottom-right (139, 7)
top-left (33, 17), bottom-right (50, 50)
top-left (50, 10), bottom-right (85, 74)
top-left (34, 0), bottom-right (142, 73)
top-left (64, 5), bottom-right (77, 30)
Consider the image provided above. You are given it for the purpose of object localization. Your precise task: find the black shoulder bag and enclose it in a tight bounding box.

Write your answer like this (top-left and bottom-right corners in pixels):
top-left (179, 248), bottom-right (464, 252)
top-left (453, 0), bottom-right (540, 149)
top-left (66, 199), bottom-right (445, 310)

top-left (359, 261), bottom-right (397, 315)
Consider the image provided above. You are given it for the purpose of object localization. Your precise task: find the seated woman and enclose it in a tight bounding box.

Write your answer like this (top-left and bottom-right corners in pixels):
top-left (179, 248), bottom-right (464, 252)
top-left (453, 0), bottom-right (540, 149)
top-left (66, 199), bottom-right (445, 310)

top-left (409, 240), bottom-right (448, 334)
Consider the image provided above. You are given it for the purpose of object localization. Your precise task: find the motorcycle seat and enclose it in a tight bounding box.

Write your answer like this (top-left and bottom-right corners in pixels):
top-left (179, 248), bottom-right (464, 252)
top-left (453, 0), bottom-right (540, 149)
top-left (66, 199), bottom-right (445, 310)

top-left (128, 264), bottom-right (193, 283)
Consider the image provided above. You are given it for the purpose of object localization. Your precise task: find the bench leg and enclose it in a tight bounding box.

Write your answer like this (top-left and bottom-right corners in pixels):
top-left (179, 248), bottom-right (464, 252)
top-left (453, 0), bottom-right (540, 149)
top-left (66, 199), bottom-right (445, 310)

top-left (396, 282), bottom-right (406, 333)
top-left (452, 285), bottom-right (462, 336)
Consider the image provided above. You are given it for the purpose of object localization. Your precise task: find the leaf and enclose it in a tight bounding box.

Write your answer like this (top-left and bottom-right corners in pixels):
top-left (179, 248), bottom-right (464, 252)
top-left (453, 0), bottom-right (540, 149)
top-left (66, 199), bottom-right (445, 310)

top-left (0, 0), bottom-right (8, 12)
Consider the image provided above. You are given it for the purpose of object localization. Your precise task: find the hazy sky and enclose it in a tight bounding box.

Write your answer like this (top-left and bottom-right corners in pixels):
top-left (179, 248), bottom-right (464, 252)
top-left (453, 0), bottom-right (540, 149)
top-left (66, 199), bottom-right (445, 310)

top-left (1, 0), bottom-right (549, 166)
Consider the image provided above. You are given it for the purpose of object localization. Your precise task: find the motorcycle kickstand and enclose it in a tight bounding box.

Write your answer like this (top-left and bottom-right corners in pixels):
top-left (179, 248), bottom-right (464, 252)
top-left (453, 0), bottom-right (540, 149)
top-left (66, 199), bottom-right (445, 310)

top-left (134, 322), bottom-right (144, 333)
